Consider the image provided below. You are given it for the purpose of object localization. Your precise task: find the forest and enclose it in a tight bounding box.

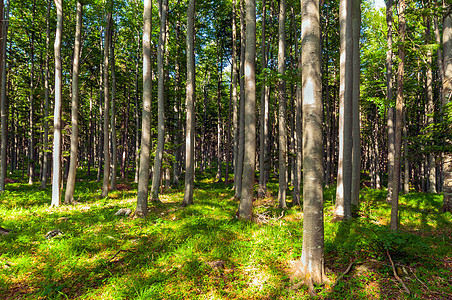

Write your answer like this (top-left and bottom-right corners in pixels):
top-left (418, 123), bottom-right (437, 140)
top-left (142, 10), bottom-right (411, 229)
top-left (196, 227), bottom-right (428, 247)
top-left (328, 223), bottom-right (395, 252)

top-left (0, 0), bottom-right (451, 298)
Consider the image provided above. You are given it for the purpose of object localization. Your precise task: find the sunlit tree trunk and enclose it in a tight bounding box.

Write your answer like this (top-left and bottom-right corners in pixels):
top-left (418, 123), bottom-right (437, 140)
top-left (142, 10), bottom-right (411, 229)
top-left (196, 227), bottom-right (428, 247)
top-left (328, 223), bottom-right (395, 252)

top-left (136, 0), bottom-right (153, 217)
top-left (183, 0), bottom-right (195, 207)
top-left (237, 0), bottom-right (255, 220)
top-left (0, 0), bottom-right (9, 192)
top-left (28, 0), bottom-right (36, 185)
top-left (391, 0), bottom-right (405, 231)
top-left (110, 29), bottom-right (117, 190)
top-left (65, 0), bottom-right (83, 204)
top-left (294, 0), bottom-right (327, 290)
top-left (386, 0), bottom-right (395, 203)
top-left (51, 0), bottom-right (63, 207)
top-left (134, 34), bottom-right (140, 183)
top-left (277, 0), bottom-right (287, 209)
top-left (151, 0), bottom-right (168, 201)
top-left (232, 0), bottom-right (238, 189)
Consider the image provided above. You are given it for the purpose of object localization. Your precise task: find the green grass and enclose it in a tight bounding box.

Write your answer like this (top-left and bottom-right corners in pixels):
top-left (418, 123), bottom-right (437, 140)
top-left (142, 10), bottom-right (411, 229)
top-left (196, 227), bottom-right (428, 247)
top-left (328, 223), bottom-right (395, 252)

top-left (0, 171), bottom-right (451, 299)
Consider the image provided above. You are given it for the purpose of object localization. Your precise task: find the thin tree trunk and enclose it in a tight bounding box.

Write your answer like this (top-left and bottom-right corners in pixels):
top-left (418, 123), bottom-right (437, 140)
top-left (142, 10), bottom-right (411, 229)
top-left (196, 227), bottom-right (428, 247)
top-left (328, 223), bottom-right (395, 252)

top-left (150, 0), bottom-right (168, 201)
top-left (232, 0), bottom-right (238, 189)
top-left (136, 0), bottom-right (153, 217)
top-left (110, 30), bottom-right (117, 190)
top-left (134, 35), bottom-right (140, 183)
top-left (28, 0), bottom-right (36, 185)
top-left (101, 10), bottom-right (112, 198)
top-left (386, 0), bottom-right (395, 203)
top-left (390, 0), bottom-right (405, 231)
top-left (64, 0), bottom-right (83, 204)
top-left (237, 0), bottom-right (256, 220)
top-left (182, 0), bottom-right (195, 207)
top-left (51, 0), bottom-right (63, 207)
top-left (0, 0), bottom-right (9, 192)
top-left (277, 0), bottom-right (287, 209)
top-left (294, 0), bottom-right (327, 289)
top-left (403, 106), bottom-right (409, 194)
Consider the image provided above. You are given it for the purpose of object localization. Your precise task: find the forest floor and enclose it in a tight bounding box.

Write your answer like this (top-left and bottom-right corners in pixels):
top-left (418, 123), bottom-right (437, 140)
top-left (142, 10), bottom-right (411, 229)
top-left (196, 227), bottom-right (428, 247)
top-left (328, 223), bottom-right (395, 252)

top-left (0, 170), bottom-right (451, 299)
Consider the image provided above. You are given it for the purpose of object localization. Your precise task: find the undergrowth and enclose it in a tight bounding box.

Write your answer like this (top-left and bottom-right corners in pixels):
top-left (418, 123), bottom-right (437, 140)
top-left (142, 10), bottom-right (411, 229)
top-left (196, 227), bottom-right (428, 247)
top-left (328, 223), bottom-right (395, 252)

top-left (0, 170), bottom-right (451, 299)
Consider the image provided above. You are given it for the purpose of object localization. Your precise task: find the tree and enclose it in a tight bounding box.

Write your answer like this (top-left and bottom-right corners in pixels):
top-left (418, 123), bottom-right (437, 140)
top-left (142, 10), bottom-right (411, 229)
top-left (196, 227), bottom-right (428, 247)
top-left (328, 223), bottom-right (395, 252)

top-left (390, 0), bottom-right (406, 231)
top-left (110, 29), bottom-right (118, 191)
top-left (51, 0), bottom-right (63, 207)
top-left (136, 0), bottom-right (153, 217)
top-left (0, 0), bottom-right (9, 193)
top-left (443, 6), bottom-right (452, 213)
top-left (150, 0), bottom-right (168, 201)
top-left (65, 0), bottom-right (83, 205)
top-left (182, 0), bottom-right (195, 207)
top-left (237, 0), bottom-right (255, 220)
top-left (293, 0), bottom-right (327, 291)
top-left (277, 0), bottom-right (287, 209)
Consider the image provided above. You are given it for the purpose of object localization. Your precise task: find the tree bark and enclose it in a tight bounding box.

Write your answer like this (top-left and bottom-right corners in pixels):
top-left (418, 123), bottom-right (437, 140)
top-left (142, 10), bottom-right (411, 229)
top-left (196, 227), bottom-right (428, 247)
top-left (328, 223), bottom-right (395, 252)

top-left (294, 0), bottom-right (327, 288)
top-left (277, 0), bottom-right (287, 209)
top-left (150, 0), bottom-right (168, 201)
top-left (136, 0), bottom-right (153, 217)
top-left (390, 0), bottom-right (405, 231)
top-left (51, 0), bottom-right (63, 207)
top-left (0, 0), bottom-right (9, 192)
top-left (237, 0), bottom-right (256, 220)
top-left (386, 0), bottom-right (395, 203)
top-left (110, 29), bottom-right (117, 190)
top-left (28, 0), bottom-right (36, 185)
top-left (64, 1), bottom-right (83, 204)
top-left (183, 0), bottom-right (195, 207)
top-left (232, 0), bottom-right (238, 190)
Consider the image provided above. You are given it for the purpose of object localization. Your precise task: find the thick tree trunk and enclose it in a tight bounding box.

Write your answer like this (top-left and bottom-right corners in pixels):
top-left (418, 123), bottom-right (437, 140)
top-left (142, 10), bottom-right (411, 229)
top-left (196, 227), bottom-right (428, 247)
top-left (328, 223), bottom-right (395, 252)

top-left (386, 0), bottom-right (395, 203)
top-left (277, 0), bottom-right (287, 209)
top-left (390, 0), bottom-right (405, 231)
top-left (64, 1), bottom-right (83, 204)
top-left (136, 0), bottom-right (153, 217)
top-left (183, 0), bottom-right (195, 207)
top-left (237, 0), bottom-right (256, 220)
top-left (0, 0), bottom-right (8, 192)
top-left (294, 0), bottom-right (327, 289)
top-left (334, 0), bottom-right (353, 220)
top-left (150, 0), bottom-right (168, 201)
top-left (51, 0), bottom-right (63, 207)
top-left (101, 10), bottom-right (112, 198)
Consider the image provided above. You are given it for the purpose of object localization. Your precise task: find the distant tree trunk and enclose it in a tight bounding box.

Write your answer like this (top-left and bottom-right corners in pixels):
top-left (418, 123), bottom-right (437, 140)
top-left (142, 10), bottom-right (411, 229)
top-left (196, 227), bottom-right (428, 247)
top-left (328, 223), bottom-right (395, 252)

top-left (232, 0), bottom-right (238, 189)
top-left (294, 0), bottom-right (327, 289)
top-left (426, 45), bottom-right (436, 193)
top-left (277, 0), bottom-right (287, 209)
top-left (182, 0), bottom-right (195, 207)
top-left (237, 0), bottom-right (256, 220)
top-left (216, 42), bottom-right (223, 183)
top-left (101, 10), bottom-right (112, 198)
top-left (403, 106), bottom-right (409, 194)
top-left (28, 0), bottom-right (36, 185)
top-left (134, 36), bottom-right (140, 183)
top-left (0, 0), bottom-right (8, 192)
top-left (334, 0), bottom-right (353, 220)
top-left (97, 27), bottom-right (104, 183)
top-left (234, 0), bottom-right (245, 200)
top-left (64, 0), bottom-right (83, 204)
top-left (136, 0), bottom-right (153, 217)
top-left (110, 30), bottom-right (117, 190)
top-left (150, 0), bottom-right (168, 201)
top-left (442, 8), bottom-right (452, 212)
top-left (258, 0), bottom-right (268, 198)
top-left (386, 0), bottom-right (395, 203)
top-left (51, 0), bottom-right (63, 207)
top-left (390, 0), bottom-right (405, 231)
top-left (40, 2), bottom-right (51, 189)
top-left (351, 0), bottom-right (361, 207)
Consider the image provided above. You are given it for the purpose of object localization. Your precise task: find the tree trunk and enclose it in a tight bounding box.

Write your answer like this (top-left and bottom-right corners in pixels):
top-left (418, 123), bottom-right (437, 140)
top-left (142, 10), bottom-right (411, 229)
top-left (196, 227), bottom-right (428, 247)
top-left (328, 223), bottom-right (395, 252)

top-left (232, 0), bottom-right (238, 189)
top-left (237, 0), bottom-right (256, 220)
top-left (28, 0), bottom-right (36, 185)
top-left (134, 35), bottom-right (140, 183)
top-left (277, 0), bottom-right (287, 209)
top-left (150, 0), bottom-right (168, 201)
top-left (0, 0), bottom-right (8, 192)
top-left (51, 0), bottom-right (63, 207)
top-left (110, 30), bottom-right (117, 190)
top-left (182, 0), bottom-right (195, 207)
top-left (101, 10), bottom-right (112, 198)
top-left (64, 1), bottom-right (83, 204)
top-left (136, 0), bottom-right (153, 217)
top-left (386, 0), bottom-right (395, 203)
top-left (390, 0), bottom-right (405, 231)
top-left (334, 0), bottom-right (353, 220)
top-left (442, 7), bottom-right (452, 212)
top-left (294, 0), bottom-right (327, 289)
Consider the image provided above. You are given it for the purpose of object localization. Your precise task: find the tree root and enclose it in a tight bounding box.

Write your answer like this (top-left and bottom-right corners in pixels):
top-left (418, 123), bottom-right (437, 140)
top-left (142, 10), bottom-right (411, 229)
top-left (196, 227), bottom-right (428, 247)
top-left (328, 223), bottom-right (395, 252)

top-left (386, 249), bottom-right (410, 294)
top-left (409, 266), bottom-right (452, 297)
top-left (333, 259), bottom-right (355, 288)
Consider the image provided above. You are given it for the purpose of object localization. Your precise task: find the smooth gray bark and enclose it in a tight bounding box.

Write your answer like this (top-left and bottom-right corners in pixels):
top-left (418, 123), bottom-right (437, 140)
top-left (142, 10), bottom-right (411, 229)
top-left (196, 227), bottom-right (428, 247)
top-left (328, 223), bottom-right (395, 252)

top-left (51, 0), bottom-right (63, 207)
top-left (136, 0), bottom-right (152, 217)
top-left (277, 0), bottom-right (287, 209)
top-left (110, 30), bottom-right (117, 190)
top-left (183, 0), bottom-right (195, 207)
top-left (232, 0), bottom-right (238, 190)
top-left (28, 1), bottom-right (36, 185)
top-left (0, 0), bottom-right (9, 192)
top-left (150, 0), bottom-right (168, 201)
top-left (294, 0), bottom-right (327, 289)
top-left (64, 1), bottom-right (83, 204)
top-left (386, 0), bottom-right (395, 203)
top-left (237, 0), bottom-right (256, 220)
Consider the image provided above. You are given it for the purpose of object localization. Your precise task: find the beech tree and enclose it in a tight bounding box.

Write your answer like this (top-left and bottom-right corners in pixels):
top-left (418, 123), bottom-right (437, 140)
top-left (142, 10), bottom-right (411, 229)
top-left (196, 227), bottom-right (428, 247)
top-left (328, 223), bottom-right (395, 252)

top-left (0, 0), bottom-right (9, 192)
top-left (443, 6), bottom-right (452, 212)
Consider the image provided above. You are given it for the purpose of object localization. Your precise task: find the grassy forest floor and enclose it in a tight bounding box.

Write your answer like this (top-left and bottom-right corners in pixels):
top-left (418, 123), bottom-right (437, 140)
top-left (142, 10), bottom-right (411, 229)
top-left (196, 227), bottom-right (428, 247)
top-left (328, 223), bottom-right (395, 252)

top-left (0, 170), bottom-right (451, 299)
